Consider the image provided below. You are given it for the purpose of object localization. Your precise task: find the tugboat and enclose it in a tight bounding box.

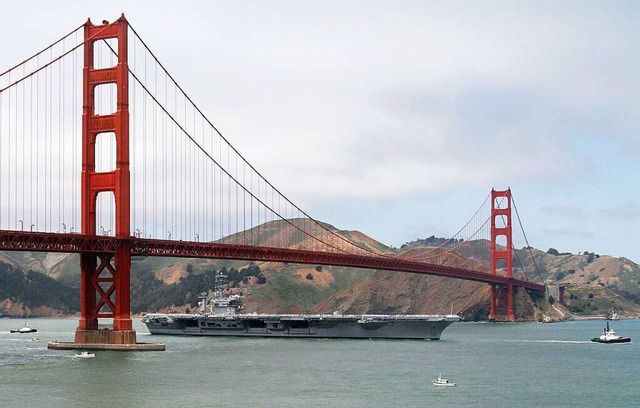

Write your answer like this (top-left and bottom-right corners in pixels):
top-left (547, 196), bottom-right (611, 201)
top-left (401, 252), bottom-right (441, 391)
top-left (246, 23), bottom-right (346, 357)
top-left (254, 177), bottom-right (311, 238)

top-left (591, 320), bottom-right (631, 344)
top-left (433, 374), bottom-right (456, 387)
top-left (9, 322), bottom-right (37, 334)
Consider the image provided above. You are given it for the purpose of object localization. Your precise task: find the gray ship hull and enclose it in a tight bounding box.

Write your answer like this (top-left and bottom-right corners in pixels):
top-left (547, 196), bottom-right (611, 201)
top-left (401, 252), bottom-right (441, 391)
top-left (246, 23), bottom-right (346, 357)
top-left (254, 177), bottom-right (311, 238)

top-left (142, 313), bottom-right (459, 340)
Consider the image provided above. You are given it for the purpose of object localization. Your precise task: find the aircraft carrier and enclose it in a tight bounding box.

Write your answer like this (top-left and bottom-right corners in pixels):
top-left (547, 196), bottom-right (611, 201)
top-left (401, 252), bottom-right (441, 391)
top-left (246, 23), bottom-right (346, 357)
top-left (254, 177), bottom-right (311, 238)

top-left (142, 273), bottom-right (460, 340)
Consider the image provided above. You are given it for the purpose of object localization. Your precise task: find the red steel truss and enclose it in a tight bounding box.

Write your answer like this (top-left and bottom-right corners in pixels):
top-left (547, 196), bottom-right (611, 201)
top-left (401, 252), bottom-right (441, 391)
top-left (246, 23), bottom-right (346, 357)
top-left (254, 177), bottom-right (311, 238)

top-left (0, 230), bottom-right (545, 293)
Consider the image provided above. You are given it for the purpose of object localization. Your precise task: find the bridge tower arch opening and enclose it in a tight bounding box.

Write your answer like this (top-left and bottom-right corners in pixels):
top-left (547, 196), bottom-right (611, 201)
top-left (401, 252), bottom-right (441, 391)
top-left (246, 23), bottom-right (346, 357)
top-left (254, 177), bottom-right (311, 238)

top-left (489, 188), bottom-right (515, 322)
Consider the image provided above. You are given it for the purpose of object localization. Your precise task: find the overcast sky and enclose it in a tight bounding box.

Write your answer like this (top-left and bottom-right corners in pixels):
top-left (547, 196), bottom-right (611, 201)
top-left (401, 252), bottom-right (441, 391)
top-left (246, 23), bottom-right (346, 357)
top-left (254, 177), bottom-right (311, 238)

top-left (3, 1), bottom-right (639, 262)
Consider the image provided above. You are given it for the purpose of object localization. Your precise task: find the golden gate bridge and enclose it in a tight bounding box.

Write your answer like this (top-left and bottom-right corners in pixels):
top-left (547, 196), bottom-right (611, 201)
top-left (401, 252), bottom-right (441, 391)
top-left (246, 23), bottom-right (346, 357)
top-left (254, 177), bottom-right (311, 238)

top-left (0, 15), bottom-right (545, 349)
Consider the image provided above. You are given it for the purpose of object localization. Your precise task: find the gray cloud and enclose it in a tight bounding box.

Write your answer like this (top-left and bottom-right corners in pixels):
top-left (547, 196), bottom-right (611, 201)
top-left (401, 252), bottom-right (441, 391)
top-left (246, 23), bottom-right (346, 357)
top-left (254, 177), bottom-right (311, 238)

top-left (599, 204), bottom-right (640, 220)
top-left (542, 228), bottom-right (595, 239)
top-left (539, 206), bottom-right (589, 220)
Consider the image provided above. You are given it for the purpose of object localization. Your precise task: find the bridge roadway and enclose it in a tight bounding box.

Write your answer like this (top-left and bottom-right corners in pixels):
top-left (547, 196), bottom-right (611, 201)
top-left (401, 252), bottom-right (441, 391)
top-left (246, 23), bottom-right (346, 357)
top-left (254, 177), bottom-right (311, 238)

top-left (0, 230), bottom-right (545, 292)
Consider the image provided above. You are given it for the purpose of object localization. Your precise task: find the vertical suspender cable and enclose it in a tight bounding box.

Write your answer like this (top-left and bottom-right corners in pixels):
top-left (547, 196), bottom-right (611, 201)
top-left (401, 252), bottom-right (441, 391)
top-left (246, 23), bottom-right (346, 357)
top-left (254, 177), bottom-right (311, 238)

top-left (164, 68), bottom-right (168, 239)
top-left (22, 67), bottom-right (26, 228)
top-left (153, 59), bottom-right (157, 238)
top-left (58, 42), bottom-right (62, 231)
top-left (143, 48), bottom-right (147, 237)
top-left (0, 78), bottom-right (3, 228)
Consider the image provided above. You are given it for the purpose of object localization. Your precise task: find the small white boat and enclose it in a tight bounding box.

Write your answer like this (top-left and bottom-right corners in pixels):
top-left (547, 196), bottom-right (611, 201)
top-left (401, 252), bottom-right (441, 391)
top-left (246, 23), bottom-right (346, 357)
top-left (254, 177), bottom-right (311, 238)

top-left (10, 322), bottom-right (37, 334)
top-left (433, 373), bottom-right (456, 387)
top-left (74, 351), bottom-right (96, 358)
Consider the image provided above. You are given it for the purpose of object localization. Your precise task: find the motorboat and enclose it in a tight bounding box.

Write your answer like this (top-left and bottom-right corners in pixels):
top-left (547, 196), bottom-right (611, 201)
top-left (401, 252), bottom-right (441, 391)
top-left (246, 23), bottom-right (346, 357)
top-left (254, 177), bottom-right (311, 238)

top-left (591, 320), bottom-right (630, 344)
top-left (433, 374), bottom-right (456, 387)
top-left (74, 351), bottom-right (95, 358)
top-left (9, 322), bottom-right (37, 334)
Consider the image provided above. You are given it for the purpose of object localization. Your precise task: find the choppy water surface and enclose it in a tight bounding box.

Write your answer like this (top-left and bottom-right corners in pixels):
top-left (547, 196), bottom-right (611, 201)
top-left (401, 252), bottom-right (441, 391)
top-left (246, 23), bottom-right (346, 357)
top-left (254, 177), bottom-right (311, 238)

top-left (1, 318), bottom-right (638, 407)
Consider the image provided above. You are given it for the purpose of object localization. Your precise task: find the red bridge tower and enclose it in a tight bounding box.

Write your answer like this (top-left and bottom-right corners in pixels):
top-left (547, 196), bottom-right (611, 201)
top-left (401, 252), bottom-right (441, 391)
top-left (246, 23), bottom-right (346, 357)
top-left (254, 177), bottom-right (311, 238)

top-left (489, 188), bottom-right (515, 322)
top-left (76, 16), bottom-right (135, 345)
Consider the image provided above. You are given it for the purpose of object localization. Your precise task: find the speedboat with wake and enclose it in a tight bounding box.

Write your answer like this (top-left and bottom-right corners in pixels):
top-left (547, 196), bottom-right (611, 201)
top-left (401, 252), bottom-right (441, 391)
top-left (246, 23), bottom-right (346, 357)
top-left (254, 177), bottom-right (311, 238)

top-left (74, 351), bottom-right (95, 358)
top-left (591, 320), bottom-right (630, 344)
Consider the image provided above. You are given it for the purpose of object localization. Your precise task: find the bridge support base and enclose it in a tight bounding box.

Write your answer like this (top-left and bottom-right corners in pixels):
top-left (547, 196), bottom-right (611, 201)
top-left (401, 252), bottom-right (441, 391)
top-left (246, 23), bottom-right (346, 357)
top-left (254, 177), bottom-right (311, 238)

top-left (489, 314), bottom-right (516, 323)
top-left (74, 328), bottom-right (138, 344)
top-left (488, 284), bottom-right (516, 322)
top-left (47, 328), bottom-right (164, 351)
top-left (47, 340), bottom-right (164, 351)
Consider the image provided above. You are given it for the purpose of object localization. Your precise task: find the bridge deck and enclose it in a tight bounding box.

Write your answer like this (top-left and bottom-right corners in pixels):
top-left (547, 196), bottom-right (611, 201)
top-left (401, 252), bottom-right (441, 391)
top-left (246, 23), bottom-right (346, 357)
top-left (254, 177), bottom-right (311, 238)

top-left (0, 230), bottom-right (545, 292)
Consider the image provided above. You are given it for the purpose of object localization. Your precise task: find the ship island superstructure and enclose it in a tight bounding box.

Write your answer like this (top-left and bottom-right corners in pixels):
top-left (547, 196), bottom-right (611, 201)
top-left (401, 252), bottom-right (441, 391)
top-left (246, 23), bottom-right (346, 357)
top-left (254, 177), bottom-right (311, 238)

top-left (142, 273), bottom-right (461, 340)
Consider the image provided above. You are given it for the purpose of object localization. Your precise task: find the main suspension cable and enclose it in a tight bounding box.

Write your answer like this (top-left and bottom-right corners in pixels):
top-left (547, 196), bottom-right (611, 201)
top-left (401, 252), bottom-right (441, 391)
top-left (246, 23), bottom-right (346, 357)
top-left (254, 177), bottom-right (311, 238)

top-left (512, 194), bottom-right (544, 283)
top-left (125, 22), bottom-right (380, 257)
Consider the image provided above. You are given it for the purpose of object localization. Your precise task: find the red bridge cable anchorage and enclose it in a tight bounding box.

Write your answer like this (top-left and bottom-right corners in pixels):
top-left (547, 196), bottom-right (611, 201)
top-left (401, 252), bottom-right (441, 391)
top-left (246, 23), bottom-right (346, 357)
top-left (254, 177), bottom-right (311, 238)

top-left (108, 33), bottom-right (378, 258)
top-left (124, 22), bottom-right (377, 257)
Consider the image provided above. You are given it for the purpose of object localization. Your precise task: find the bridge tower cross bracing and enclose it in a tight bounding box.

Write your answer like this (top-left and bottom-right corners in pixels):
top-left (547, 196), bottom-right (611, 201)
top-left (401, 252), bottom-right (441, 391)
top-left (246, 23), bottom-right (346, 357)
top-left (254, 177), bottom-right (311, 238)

top-left (75, 15), bottom-right (136, 345)
top-left (489, 188), bottom-right (515, 322)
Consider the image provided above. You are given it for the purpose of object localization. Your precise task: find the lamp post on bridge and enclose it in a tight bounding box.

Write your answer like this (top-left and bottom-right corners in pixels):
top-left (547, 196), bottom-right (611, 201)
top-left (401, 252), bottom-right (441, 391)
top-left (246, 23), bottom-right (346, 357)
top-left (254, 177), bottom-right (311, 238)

top-left (135, 228), bottom-right (141, 238)
top-left (167, 231), bottom-right (172, 240)
top-left (30, 224), bottom-right (34, 232)
top-left (62, 223), bottom-right (66, 234)
top-left (19, 219), bottom-right (23, 231)
top-left (195, 233), bottom-right (199, 242)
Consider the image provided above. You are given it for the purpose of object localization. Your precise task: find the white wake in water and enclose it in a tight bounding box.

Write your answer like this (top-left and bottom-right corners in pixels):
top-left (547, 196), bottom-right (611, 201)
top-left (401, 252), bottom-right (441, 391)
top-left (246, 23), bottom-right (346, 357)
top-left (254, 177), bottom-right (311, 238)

top-left (504, 339), bottom-right (591, 344)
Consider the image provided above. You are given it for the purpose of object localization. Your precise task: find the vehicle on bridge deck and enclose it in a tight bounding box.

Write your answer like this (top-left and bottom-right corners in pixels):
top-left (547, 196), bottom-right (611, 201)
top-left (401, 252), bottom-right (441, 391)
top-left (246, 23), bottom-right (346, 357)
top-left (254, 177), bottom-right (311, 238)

top-left (143, 273), bottom-right (461, 340)
top-left (591, 320), bottom-right (631, 344)
top-left (10, 322), bottom-right (37, 334)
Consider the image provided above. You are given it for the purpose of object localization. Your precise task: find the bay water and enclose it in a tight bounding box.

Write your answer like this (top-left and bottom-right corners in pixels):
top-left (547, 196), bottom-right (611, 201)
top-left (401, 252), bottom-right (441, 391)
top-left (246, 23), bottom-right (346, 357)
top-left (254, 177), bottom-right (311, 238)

top-left (1, 318), bottom-right (638, 407)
